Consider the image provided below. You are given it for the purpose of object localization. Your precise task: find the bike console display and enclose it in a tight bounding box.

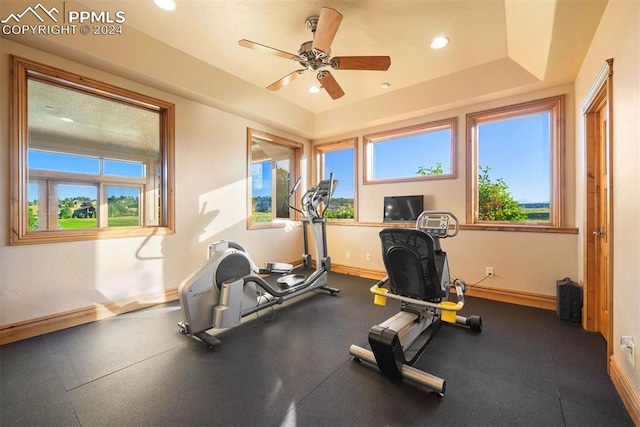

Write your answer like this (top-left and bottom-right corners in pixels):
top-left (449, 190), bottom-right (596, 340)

top-left (417, 213), bottom-right (451, 238)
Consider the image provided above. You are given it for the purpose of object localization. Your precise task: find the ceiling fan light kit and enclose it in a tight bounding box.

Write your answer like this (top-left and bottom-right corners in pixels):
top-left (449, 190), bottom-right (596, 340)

top-left (238, 7), bottom-right (391, 100)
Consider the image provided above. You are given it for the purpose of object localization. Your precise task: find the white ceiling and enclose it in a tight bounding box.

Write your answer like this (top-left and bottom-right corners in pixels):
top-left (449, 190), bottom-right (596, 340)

top-left (72, 0), bottom-right (607, 116)
top-left (2, 0), bottom-right (608, 139)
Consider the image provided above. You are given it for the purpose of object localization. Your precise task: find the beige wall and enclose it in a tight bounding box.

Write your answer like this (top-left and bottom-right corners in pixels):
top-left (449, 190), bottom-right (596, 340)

top-left (0, 40), bottom-right (310, 325)
top-left (316, 84), bottom-right (579, 297)
top-left (574, 0), bottom-right (640, 392)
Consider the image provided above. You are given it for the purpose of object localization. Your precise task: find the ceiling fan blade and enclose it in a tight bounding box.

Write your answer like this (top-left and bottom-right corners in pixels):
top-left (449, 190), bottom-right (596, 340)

top-left (317, 71), bottom-right (345, 100)
top-left (266, 69), bottom-right (306, 91)
top-left (238, 39), bottom-right (298, 60)
top-left (311, 7), bottom-right (343, 55)
top-left (332, 56), bottom-right (391, 71)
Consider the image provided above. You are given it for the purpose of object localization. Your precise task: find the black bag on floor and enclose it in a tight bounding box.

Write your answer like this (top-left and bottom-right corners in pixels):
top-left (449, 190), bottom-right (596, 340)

top-left (556, 277), bottom-right (582, 322)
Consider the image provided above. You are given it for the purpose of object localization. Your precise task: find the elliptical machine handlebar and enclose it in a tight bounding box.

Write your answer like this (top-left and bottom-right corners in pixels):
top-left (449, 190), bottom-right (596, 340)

top-left (287, 174), bottom-right (339, 220)
top-left (287, 177), bottom-right (304, 216)
top-left (320, 173), bottom-right (336, 217)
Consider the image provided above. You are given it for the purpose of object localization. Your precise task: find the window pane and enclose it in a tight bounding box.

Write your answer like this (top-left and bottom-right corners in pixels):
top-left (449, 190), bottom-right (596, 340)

top-left (323, 148), bottom-right (354, 219)
top-left (248, 131), bottom-right (299, 226)
top-left (372, 128), bottom-right (451, 180)
top-left (477, 112), bottom-right (551, 222)
top-left (274, 159), bottom-right (291, 219)
top-left (27, 182), bottom-right (39, 231)
top-left (107, 186), bottom-right (141, 227)
top-left (13, 61), bottom-right (173, 244)
top-left (104, 159), bottom-right (145, 178)
top-left (58, 184), bottom-right (97, 229)
top-left (28, 149), bottom-right (100, 174)
top-left (251, 161), bottom-right (272, 222)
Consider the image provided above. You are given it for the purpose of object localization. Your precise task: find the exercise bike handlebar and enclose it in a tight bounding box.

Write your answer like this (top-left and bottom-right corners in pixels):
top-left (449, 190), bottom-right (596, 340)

top-left (370, 277), bottom-right (466, 318)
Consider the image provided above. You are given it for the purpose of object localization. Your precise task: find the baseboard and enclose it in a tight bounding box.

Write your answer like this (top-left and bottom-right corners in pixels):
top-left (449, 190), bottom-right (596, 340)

top-left (330, 263), bottom-right (386, 280)
top-left (0, 265), bottom-right (556, 345)
top-left (330, 262), bottom-right (556, 311)
top-left (0, 288), bottom-right (179, 345)
top-left (610, 355), bottom-right (640, 425)
top-left (465, 284), bottom-right (556, 311)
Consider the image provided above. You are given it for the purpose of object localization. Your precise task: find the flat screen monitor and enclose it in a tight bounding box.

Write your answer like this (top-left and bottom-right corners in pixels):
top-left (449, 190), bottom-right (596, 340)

top-left (383, 195), bottom-right (424, 222)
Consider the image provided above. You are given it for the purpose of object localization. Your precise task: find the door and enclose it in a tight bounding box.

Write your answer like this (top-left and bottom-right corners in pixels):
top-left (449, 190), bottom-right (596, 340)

top-left (582, 59), bottom-right (613, 362)
top-left (594, 102), bottom-right (610, 340)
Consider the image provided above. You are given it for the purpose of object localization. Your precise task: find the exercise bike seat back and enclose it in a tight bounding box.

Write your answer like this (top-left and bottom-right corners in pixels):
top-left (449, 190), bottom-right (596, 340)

top-left (379, 228), bottom-right (446, 302)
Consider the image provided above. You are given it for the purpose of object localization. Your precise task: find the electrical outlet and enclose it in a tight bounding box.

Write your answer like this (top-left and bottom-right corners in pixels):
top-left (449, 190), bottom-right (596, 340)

top-left (366, 253), bottom-right (371, 261)
top-left (486, 267), bottom-right (494, 277)
top-left (621, 336), bottom-right (635, 368)
top-left (346, 251), bottom-right (351, 259)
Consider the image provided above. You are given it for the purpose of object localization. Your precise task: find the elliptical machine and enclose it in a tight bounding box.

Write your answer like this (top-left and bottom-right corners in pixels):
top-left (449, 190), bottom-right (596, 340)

top-left (177, 176), bottom-right (340, 348)
top-left (349, 210), bottom-right (482, 396)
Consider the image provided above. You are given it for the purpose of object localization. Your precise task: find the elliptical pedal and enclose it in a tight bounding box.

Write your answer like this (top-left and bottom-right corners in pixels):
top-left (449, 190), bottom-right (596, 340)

top-left (277, 274), bottom-right (306, 289)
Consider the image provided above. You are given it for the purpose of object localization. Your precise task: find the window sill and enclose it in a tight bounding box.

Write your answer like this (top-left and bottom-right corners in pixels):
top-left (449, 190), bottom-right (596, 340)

top-left (460, 224), bottom-right (578, 234)
top-left (325, 221), bottom-right (579, 234)
top-left (11, 226), bottom-right (175, 245)
top-left (247, 220), bottom-right (298, 230)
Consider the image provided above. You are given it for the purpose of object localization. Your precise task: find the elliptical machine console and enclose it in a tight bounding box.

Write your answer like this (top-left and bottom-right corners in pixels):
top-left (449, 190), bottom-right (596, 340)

top-left (177, 176), bottom-right (339, 348)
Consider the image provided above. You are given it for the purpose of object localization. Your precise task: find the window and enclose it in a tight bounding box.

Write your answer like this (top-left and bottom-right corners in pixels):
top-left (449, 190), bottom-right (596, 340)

top-left (466, 96), bottom-right (564, 227)
top-left (247, 129), bottom-right (302, 228)
top-left (314, 138), bottom-right (357, 220)
top-left (11, 57), bottom-right (175, 244)
top-left (363, 118), bottom-right (457, 184)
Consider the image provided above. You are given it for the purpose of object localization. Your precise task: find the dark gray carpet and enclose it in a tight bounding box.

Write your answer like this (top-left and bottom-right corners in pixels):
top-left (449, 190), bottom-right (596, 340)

top-left (0, 272), bottom-right (633, 426)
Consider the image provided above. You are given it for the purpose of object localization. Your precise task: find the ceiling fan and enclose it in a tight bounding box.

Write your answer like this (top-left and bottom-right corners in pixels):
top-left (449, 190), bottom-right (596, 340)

top-left (238, 7), bottom-right (391, 100)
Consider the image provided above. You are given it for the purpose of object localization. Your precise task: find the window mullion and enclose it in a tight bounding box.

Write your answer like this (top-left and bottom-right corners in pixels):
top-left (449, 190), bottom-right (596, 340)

top-left (98, 183), bottom-right (107, 227)
top-left (46, 180), bottom-right (57, 230)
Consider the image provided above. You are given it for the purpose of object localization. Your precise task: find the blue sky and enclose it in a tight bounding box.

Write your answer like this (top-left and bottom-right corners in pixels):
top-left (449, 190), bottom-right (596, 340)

top-left (322, 148), bottom-right (354, 198)
top-left (478, 112), bottom-right (550, 203)
top-left (251, 162), bottom-right (272, 197)
top-left (372, 129), bottom-right (452, 180)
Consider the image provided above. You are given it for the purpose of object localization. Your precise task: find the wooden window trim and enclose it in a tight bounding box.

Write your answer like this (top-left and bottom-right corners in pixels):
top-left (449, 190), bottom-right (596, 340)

top-left (465, 95), bottom-right (565, 228)
top-left (10, 56), bottom-right (175, 245)
top-left (246, 128), bottom-right (303, 230)
top-left (313, 137), bottom-right (358, 222)
top-left (363, 117), bottom-right (457, 185)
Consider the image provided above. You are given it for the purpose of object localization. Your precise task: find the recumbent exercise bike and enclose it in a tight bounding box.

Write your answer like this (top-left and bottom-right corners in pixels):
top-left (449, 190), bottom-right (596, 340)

top-left (177, 176), bottom-right (339, 348)
top-left (349, 210), bottom-right (482, 395)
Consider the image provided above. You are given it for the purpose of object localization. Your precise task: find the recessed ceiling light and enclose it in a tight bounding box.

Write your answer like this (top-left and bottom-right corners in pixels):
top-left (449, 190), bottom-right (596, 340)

top-left (60, 117), bottom-right (74, 123)
top-left (308, 85), bottom-right (321, 94)
top-left (153, 0), bottom-right (176, 11)
top-left (430, 36), bottom-right (449, 49)
top-left (381, 82), bottom-right (390, 89)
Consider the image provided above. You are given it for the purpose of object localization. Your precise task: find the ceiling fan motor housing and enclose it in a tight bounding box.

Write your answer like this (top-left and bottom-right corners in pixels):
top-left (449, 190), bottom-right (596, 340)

top-left (298, 40), bottom-right (331, 70)
top-left (305, 15), bottom-right (319, 33)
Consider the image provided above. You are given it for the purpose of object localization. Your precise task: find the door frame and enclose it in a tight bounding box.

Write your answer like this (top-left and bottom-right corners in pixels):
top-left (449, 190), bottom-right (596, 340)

top-left (581, 59), bottom-right (613, 363)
